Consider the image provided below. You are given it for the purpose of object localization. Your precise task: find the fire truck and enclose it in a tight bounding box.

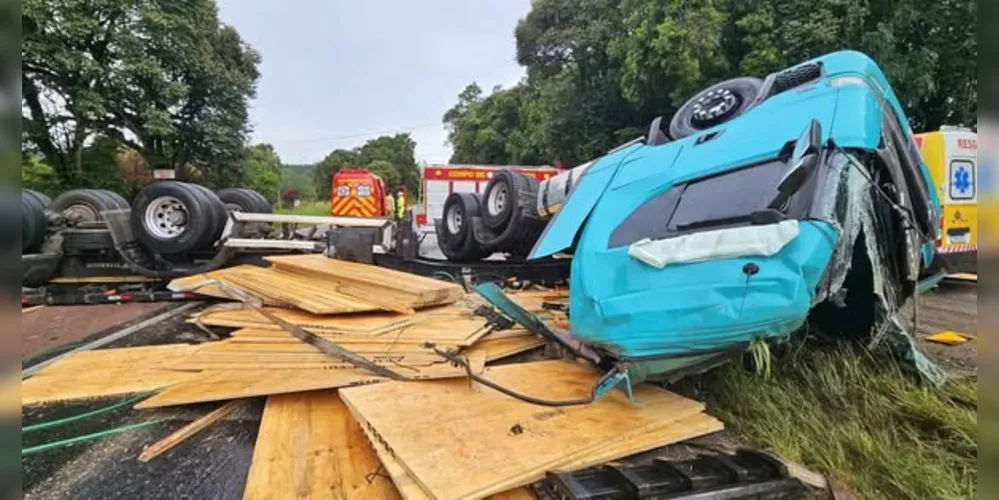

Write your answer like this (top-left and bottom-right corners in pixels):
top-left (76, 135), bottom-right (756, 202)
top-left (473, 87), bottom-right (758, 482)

top-left (414, 164), bottom-right (560, 229)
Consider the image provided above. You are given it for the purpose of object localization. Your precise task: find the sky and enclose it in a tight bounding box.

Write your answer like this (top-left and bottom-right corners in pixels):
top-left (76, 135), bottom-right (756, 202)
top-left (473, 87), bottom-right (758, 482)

top-left (216, 0), bottom-right (532, 166)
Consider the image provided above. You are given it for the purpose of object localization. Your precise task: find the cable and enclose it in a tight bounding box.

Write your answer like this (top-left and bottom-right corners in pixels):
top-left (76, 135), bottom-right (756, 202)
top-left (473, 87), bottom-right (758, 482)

top-left (22, 420), bottom-right (164, 456)
top-left (428, 345), bottom-right (594, 407)
top-left (22, 392), bottom-right (155, 433)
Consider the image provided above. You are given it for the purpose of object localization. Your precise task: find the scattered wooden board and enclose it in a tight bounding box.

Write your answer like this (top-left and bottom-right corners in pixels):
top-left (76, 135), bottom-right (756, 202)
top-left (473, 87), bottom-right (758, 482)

top-left (244, 391), bottom-right (401, 500)
top-left (208, 336), bottom-right (458, 354)
top-left (266, 255), bottom-right (465, 311)
top-left (340, 360), bottom-right (710, 499)
top-left (463, 336), bottom-right (544, 363)
top-left (22, 345), bottom-right (199, 406)
top-left (22, 305), bottom-right (45, 314)
top-left (138, 351), bottom-right (486, 409)
top-left (135, 369), bottom-right (384, 409)
top-left (193, 308), bottom-right (491, 346)
top-left (170, 271), bottom-right (288, 306)
top-left (139, 400), bottom-right (249, 462)
top-left (198, 265), bottom-right (382, 315)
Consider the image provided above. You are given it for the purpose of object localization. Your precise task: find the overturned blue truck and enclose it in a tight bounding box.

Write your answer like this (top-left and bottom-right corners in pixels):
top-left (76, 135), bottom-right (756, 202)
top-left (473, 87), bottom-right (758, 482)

top-left (444, 51), bottom-right (945, 388)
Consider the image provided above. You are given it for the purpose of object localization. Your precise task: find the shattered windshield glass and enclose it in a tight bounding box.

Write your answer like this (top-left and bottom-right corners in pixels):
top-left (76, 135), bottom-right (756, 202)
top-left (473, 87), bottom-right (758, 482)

top-left (608, 159), bottom-right (790, 248)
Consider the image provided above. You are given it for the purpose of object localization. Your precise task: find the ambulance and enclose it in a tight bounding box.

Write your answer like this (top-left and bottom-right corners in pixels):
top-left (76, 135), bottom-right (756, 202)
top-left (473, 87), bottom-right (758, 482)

top-left (329, 169), bottom-right (391, 218)
top-left (915, 126), bottom-right (977, 273)
top-left (414, 164), bottom-right (560, 230)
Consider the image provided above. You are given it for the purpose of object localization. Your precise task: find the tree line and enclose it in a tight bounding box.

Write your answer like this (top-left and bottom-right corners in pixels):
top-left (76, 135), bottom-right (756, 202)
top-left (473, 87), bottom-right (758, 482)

top-left (444, 0), bottom-right (977, 168)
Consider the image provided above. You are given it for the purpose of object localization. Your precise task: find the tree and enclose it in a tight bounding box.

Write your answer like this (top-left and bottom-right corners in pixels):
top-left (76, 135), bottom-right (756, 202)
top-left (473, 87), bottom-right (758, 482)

top-left (311, 134), bottom-right (422, 201)
top-left (244, 144), bottom-right (282, 204)
top-left (22, 0), bottom-right (260, 188)
top-left (443, 0), bottom-right (977, 166)
top-left (365, 160), bottom-right (401, 188)
top-left (312, 149), bottom-right (358, 200)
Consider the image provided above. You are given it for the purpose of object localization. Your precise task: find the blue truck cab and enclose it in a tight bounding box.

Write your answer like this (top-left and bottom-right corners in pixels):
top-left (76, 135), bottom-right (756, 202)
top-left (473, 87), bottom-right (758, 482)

top-left (530, 51), bottom-right (942, 379)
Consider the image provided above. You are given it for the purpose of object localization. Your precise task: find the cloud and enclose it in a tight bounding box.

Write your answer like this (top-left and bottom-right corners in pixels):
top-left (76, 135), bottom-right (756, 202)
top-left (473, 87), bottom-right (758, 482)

top-left (217, 0), bottom-right (530, 165)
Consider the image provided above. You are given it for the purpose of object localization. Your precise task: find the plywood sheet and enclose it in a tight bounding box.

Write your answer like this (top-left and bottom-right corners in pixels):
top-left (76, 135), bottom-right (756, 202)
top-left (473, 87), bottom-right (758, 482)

top-left (216, 265), bottom-right (382, 314)
top-left (170, 271), bottom-right (289, 306)
top-left (193, 307), bottom-right (491, 346)
top-left (23, 345), bottom-right (199, 406)
top-left (463, 336), bottom-right (544, 363)
top-left (340, 360), bottom-right (707, 500)
top-left (244, 391), bottom-right (401, 500)
top-left (211, 336), bottom-right (458, 354)
top-left (139, 351), bottom-right (486, 409)
top-left (135, 369), bottom-right (385, 409)
top-left (266, 255), bottom-right (465, 310)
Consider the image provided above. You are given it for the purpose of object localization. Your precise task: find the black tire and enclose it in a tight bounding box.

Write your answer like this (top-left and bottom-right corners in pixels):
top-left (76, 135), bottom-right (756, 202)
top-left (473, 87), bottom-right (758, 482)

top-left (22, 190), bottom-right (48, 253)
top-left (23, 189), bottom-right (51, 209)
top-left (130, 181), bottom-right (220, 254)
top-left (51, 188), bottom-right (125, 223)
top-left (669, 77), bottom-right (764, 140)
top-left (187, 183), bottom-right (228, 250)
top-left (472, 177), bottom-right (544, 257)
top-left (216, 188), bottom-right (273, 213)
top-left (437, 193), bottom-right (491, 261)
top-left (482, 170), bottom-right (532, 230)
top-left (62, 228), bottom-right (116, 252)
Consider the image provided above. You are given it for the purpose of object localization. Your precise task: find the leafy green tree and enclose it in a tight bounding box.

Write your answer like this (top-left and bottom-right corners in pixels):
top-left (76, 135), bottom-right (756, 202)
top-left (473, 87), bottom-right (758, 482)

top-left (21, 0), bottom-right (260, 188)
top-left (281, 164), bottom-right (317, 201)
top-left (365, 160), bottom-right (401, 188)
top-left (311, 134), bottom-right (421, 200)
top-left (312, 149), bottom-right (359, 200)
top-left (21, 155), bottom-right (61, 195)
top-left (444, 0), bottom-right (976, 166)
top-left (244, 144), bottom-right (282, 204)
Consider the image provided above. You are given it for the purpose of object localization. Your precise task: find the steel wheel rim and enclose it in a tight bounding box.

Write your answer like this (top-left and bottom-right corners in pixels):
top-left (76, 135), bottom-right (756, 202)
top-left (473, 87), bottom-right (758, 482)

top-left (487, 183), bottom-right (508, 217)
top-left (64, 203), bottom-right (100, 222)
top-left (446, 205), bottom-right (464, 235)
top-left (143, 196), bottom-right (188, 239)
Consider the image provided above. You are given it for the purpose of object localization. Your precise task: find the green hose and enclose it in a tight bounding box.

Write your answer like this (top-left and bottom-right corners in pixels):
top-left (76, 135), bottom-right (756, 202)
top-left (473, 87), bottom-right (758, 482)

top-left (22, 392), bottom-right (154, 434)
top-left (22, 419), bottom-right (164, 456)
top-left (21, 341), bottom-right (87, 368)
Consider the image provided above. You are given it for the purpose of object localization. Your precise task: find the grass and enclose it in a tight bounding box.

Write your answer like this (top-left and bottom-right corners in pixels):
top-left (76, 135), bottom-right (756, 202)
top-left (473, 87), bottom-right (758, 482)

top-left (676, 346), bottom-right (977, 499)
top-left (276, 201), bottom-right (331, 216)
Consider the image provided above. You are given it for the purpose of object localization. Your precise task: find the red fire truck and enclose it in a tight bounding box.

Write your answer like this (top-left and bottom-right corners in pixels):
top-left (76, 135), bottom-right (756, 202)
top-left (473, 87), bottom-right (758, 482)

top-left (414, 164), bottom-right (559, 228)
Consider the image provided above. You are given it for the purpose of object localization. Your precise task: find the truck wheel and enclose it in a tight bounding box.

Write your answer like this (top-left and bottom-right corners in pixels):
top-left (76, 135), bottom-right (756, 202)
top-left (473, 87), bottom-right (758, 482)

top-left (187, 183), bottom-right (228, 250)
top-left (50, 189), bottom-right (127, 223)
top-left (482, 170), bottom-right (532, 230)
top-left (23, 189), bottom-right (52, 209)
top-left (438, 193), bottom-right (491, 261)
top-left (22, 190), bottom-right (48, 253)
top-left (131, 182), bottom-right (221, 254)
top-left (217, 188), bottom-right (273, 213)
top-left (669, 77), bottom-right (763, 140)
top-left (62, 228), bottom-right (116, 252)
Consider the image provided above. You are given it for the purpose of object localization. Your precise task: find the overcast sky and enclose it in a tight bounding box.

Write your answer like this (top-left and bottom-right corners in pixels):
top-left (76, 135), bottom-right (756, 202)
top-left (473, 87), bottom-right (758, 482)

top-left (216, 0), bottom-right (531, 166)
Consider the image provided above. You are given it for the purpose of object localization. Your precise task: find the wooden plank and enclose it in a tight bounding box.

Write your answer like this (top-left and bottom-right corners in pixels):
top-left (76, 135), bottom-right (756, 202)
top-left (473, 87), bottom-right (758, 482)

top-left (208, 337), bottom-right (458, 354)
top-left (135, 369), bottom-right (385, 409)
top-left (22, 345), bottom-right (199, 406)
top-left (139, 400), bottom-right (249, 462)
top-left (138, 351), bottom-right (486, 409)
top-left (266, 255), bottom-right (465, 310)
top-left (340, 360), bottom-right (707, 500)
top-left (219, 265), bottom-right (382, 314)
top-left (194, 309), bottom-right (491, 346)
top-left (169, 272), bottom-right (289, 306)
top-left (463, 336), bottom-right (544, 363)
top-left (244, 391), bottom-right (401, 500)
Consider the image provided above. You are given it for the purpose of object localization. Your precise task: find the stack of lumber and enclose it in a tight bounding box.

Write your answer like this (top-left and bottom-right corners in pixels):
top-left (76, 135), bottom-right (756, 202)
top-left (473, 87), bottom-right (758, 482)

top-left (171, 254), bottom-right (466, 315)
top-left (21, 256), bottom-right (722, 499)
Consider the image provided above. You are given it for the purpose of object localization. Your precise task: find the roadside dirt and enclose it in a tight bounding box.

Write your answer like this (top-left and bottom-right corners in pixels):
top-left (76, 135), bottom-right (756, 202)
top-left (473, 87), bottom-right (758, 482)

top-left (21, 303), bottom-right (169, 358)
top-left (903, 279), bottom-right (978, 377)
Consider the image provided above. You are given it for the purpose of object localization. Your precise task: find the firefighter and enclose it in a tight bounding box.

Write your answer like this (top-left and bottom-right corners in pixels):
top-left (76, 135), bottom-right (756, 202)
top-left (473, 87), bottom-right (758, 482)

top-left (395, 186), bottom-right (406, 220)
top-left (384, 190), bottom-right (396, 219)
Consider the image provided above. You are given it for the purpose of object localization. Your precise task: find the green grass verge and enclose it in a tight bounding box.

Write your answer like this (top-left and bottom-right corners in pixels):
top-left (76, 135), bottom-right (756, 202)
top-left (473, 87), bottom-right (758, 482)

top-left (276, 201), bottom-right (331, 216)
top-left (677, 346), bottom-right (977, 499)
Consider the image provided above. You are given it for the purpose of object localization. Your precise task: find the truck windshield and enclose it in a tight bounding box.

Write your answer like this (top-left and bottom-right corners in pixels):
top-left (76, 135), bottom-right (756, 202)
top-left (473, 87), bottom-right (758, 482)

top-left (608, 159), bottom-right (788, 248)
